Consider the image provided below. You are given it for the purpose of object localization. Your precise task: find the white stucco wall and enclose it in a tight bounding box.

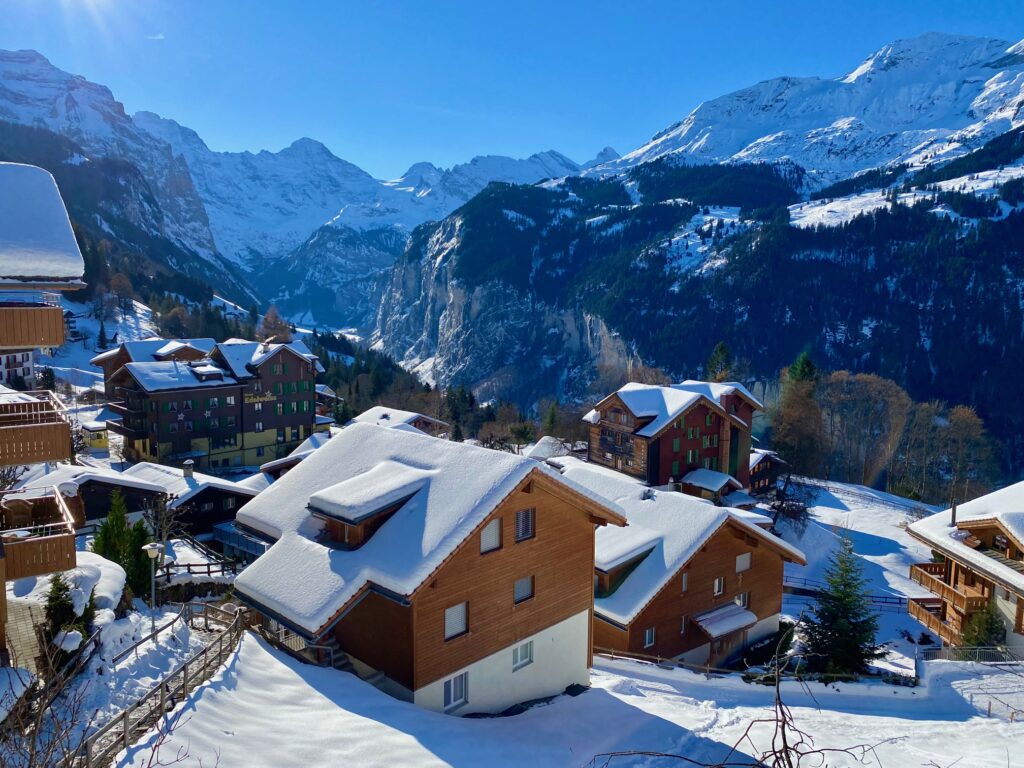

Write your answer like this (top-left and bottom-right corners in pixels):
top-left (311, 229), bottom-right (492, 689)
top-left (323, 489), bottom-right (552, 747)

top-left (993, 592), bottom-right (1024, 653)
top-left (414, 609), bottom-right (591, 715)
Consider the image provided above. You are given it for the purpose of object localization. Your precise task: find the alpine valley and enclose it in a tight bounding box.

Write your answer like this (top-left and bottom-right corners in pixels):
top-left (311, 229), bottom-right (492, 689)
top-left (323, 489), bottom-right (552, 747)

top-left (4, 33), bottom-right (1024, 466)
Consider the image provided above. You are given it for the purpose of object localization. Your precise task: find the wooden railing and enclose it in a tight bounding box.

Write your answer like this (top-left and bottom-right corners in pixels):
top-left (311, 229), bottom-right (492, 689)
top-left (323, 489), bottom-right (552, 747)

top-left (2, 489), bottom-right (76, 580)
top-left (74, 604), bottom-right (247, 768)
top-left (908, 598), bottom-right (963, 646)
top-left (910, 563), bottom-right (989, 613)
top-left (0, 389), bottom-right (71, 465)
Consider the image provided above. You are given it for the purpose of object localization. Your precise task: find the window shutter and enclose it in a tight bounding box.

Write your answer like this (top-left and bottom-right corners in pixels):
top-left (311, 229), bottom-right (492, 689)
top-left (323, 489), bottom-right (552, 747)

top-left (444, 602), bottom-right (467, 640)
top-left (514, 575), bottom-right (534, 604)
top-left (515, 508), bottom-right (535, 541)
top-left (480, 518), bottom-right (501, 553)
top-left (736, 552), bottom-right (751, 573)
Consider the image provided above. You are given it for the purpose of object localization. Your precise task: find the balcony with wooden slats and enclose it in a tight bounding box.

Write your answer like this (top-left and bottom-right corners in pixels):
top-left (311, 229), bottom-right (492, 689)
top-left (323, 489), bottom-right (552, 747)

top-left (0, 292), bottom-right (65, 349)
top-left (0, 389), bottom-right (71, 466)
top-left (909, 562), bottom-right (989, 614)
top-left (908, 597), bottom-right (963, 646)
top-left (1, 489), bottom-right (76, 581)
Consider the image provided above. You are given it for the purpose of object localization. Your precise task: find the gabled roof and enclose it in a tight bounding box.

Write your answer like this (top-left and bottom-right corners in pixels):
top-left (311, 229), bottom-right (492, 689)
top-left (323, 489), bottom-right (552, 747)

top-left (118, 360), bottom-right (238, 393)
top-left (122, 462), bottom-right (259, 509)
top-left (0, 163), bottom-right (84, 286)
top-left (347, 406), bottom-right (449, 431)
top-left (90, 337), bottom-right (216, 366)
top-left (315, 384), bottom-right (339, 400)
top-left (674, 379), bottom-right (763, 410)
top-left (909, 481), bottom-right (1024, 594)
top-left (750, 448), bottom-right (784, 471)
top-left (682, 468), bottom-right (742, 493)
top-left (233, 423), bottom-right (625, 636)
top-left (555, 457), bottom-right (805, 627)
top-left (13, 464), bottom-right (166, 500)
top-left (215, 338), bottom-right (324, 379)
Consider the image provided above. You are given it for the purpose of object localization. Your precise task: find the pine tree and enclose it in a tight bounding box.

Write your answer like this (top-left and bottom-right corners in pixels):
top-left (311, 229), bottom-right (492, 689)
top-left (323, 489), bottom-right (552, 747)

top-left (45, 572), bottom-right (76, 636)
top-left (124, 520), bottom-right (153, 599)
top-left (542, 402), bottom-right (558, 437)
top-left (97, 319), bottom-right (108, 349)
top-left (961, 601), bottom-right (1006, 647)
top-left (802, 535), bottom-right (882, 673)
top-left (706, 342), bottom-right (733, 382)
top-left (93, 489), bottom-right (153, 598)
top-left (451, 422), bottom-right (465, 442)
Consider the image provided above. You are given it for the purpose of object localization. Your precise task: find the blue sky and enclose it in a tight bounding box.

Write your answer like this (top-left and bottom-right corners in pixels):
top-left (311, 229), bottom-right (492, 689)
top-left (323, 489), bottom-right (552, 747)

top-left (3, 1), bottom-right (1024, 178)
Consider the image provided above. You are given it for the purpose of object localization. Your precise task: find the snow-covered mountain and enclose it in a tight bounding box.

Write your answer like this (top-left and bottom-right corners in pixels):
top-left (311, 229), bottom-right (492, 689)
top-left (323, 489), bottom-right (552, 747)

top-left (603, 32), bottom-right (1024, 189)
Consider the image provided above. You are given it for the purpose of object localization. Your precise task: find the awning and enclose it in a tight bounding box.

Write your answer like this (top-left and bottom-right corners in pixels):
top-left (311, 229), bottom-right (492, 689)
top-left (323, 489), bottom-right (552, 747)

top-left (694, 602), bottom-right (758, 639)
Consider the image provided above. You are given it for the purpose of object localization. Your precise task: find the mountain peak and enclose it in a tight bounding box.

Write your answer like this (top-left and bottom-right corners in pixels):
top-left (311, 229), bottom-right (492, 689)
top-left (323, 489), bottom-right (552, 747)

top-left (582, 146), bottom-right (620, 169)
top-left (842, 31), bottom-right (1009, 83)
top-left (282, 137), bottom-right (334, 157)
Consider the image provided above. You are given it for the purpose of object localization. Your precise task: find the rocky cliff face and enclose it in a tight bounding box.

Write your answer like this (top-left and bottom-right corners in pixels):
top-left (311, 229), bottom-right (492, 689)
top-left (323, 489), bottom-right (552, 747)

top-left (374, 216), bottom-right (637, 402)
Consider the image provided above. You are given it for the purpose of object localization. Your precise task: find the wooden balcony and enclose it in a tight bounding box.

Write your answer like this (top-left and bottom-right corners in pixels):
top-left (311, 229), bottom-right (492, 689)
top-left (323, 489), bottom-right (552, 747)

top-left (0, 293), bottom-right (65, 349)
top-left (908, 597), bottom-right (963, 646)
top-left (1, 490), bottom-right (76, 580)
top-left (0, 389), bottom-right (71, 466)
top-left (909, 562), bottom-right (988, 614)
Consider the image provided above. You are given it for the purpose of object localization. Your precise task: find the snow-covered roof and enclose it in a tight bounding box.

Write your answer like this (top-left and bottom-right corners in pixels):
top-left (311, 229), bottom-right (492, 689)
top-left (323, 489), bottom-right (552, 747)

top-left (0, 163), bottom-right (84, 285)
top-left (693, 602), bottom-right (758, 639)
top-left (674, 380), bottom-right (763, 410)
top-left (215, 338), bottom-right (324, 379)
top-left (909, 481), bottom-right (1024, 593)
top-left (607, 383), bottom-right (705, 438)
top-left (90, 337), bottom-right (216, 366)
top-left (556, 457), bottom-right (804, 626)
top-left (121, 462), bottom-right (258, 508)
top-left (721, 490), bottom-right (760, 509)
top-left (293, 430), bottom-right (331, 456)
top-left (121, 360), bottom-right (238, 392)
top-left (0, 385), bottom-right (42, 405)
top-left (82, 420), bottom-right (106, 431)
top-left (315, 384), bottom-right (338, 399)
top-left (526, 435), bottom-right (571, 461)
top-left (309, 462), bottom-right (432, 523)
top-left (749, 448), bottom-right (783, 471)
top-left (347, 406), bottom-right (449, 430)
top-left (236, 472), bottom-right (273, 493)
top-left (13, 463), bottom-right (166, 500)
top-left (681, 469), bottom-right (742, 493)
top-left (233, 423), bottom-right (625, 636)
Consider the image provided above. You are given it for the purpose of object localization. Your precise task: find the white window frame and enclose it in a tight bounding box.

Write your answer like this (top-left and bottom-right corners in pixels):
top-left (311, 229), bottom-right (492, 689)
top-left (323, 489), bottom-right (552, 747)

top-left (512, 640), bottom-right (533, 671)
top-left (736, 552), bottom-right (752, 573)
top-left (480, 518), bottom-right (501, 554)
top-left (643, 626), bottom-right (656, 648)
top-left (515, 508), bottom-right (535, 542)
top-left (444, 602), bottom-right (468, 641)
top-left (680, 571), bottom-right (688, 593)
top-left (443, 671), bottom-right (468, 711)
top-left (513, 575), bottom-right (534, 605)
top-left (713, 576), bottom-right (725, 597)
top-left (735, 592), bottom-right (750, 609)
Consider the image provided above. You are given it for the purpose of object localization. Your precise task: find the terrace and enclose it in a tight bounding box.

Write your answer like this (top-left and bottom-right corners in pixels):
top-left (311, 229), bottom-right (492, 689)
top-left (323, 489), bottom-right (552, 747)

top-left (0, 291), bottom-right (65, 349)
top-left (0, 389), bottom-right (71, 465)
top-left (1, 488), bottom-right (77, 580)
top-left (909, 562), bottom-right (989, 614)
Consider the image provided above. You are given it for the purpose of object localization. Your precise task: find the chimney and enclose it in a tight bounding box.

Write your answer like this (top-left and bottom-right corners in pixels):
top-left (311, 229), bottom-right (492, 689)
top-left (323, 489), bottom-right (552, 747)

top-left (949, 499), bottom-right (957, 528)
top-left (183, 459), bottom-right (194, 479)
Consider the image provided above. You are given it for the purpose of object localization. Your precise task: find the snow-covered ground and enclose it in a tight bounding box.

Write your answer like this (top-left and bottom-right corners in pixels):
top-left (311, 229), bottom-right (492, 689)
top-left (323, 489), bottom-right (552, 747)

top-left (117, 634), bottom-right (1023, 768)
top-left (654, 205), bottom-right (744, 275)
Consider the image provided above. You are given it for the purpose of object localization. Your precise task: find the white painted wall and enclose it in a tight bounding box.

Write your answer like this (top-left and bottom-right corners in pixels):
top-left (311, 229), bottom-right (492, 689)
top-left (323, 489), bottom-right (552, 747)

top-left (414, 609), bottom-right (591, 715)
top-left (993, 592), bottom-right (1024, 654)
top-left (677, 612), bottom-right (780, 667)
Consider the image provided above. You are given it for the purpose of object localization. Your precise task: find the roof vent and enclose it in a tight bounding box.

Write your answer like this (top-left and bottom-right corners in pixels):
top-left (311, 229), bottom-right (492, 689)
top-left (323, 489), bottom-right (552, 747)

top-left (183, 459), bottom-right (194, 479)
top-left (949, 499), bottom-right (957, 528)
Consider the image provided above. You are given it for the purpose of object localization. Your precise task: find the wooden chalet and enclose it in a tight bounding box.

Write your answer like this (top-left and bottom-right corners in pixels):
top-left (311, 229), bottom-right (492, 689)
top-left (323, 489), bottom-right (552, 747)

top-left (553, 458), bottom-right (804, 666)
top-left (231, 423), bottom-right (626, 715)
top-left (0, 162), bottom-right (87, 666)
top-left (583, 380), bottom-right (761, 494)
top-left (907, 482), bottom-right (1024, 652)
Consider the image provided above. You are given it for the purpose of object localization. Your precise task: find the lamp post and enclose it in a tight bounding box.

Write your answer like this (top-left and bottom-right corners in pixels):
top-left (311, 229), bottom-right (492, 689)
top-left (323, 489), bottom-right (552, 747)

top-left (142, 542), bottom-right (162, 639)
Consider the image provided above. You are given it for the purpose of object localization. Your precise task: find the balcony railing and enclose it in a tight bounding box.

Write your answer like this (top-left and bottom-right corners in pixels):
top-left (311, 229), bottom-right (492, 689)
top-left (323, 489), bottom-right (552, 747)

top-left (0, 389), bottom-right (71, 465)
top-left (908, 597), bottom-right (963, 646)
top-left (0, 294), bottom-right (65, 348)
top-left (1, 488), bottom-right (77, 580)
top-left (909, 562), bottom-right (989, 614)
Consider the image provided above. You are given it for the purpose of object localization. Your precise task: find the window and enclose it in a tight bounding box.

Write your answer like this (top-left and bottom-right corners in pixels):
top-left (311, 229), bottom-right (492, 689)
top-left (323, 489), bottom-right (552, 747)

top-left (705, 413), bottom-right (713, 427)
top-left (208, 397), bottom-right (219, 409)
top-left (302, 381), bottom-right (310, 392)
top-left (514, 575), bottom-right (534, 604)
top-left (209, 417), bottom-right (219, 429)
top-left (168, 401), bottom-right (178, 412)
top-left (713, 577), bottom-right (725, 596)
top-left (282, 363), bottom-right (288, 375)
top-left (254, 402), bottom-right (263, 413)
top-left (201, 501), bottom-right (214, 513)
top-left (680, 616), bottom-right (687, 635)
top-left (226, 395), bottom-right (236, 406)
top-left (712, 434), bottom-right (719, 448)
top-left (276, 403), bottom-right (284, 416)
top-left (290, 381), bottom-right (297, 394)
top-left (226, 416), bottom-right (237, 428)
top-left (183, 399), bottom-right (193, 410)
top-left (514, 508), bottom-right (535, 542)
top-left (277, 428), bottom-right (285, 443)
top-left (672, 437), bottom-right (681, 452)
top-left (167, 422), bottom-right (178, 433)
top-left (185, 420), bottom-right (194, 432)
top-left (735, 592), bottom-right (750, 609)
top-left (253, 381), bottom-right (262, 393)
top-left (256, 446), bottom-right (265, 457)
top-left (302, 400), bottom-right (309, 413)
top-left (274, 383), bottom-right (283, 395)
top-left (223, 497), bottom-right (237, 511)
top-left (702, 435), bottom-right (711, 448)
top-left (271, 364), bottom-right (282, 375)
top-left (671, 460), bottom-right (680, 478)
top-left (736, 552), bottom-right (751, 573)
top-left (255, 421), bottom-right (264, 433)
top-left (444, 602), bottom-right (468, 640)
top-left (643, 627), bottom-right (656, 648)
top-left (687, 449), bottom-right (697, 464)
top-left (443, 672), bottom-right (468, 711)
top-left (687, 427), bottom-right (697, 439)
top-left (290, 401), bottom-right (297, 414)
top-left (512, 640), bottom-right (533, 671)
top-left (680, 572), bottom-right (688, 593)
top-left (480, 518), bottom-right (501, 553)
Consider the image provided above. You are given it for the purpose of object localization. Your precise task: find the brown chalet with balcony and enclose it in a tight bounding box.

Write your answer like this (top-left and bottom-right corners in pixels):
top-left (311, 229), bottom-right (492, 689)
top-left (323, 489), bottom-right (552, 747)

top-left (553, 458), bottom-right (805, 667)
top-left (105, 338), bottom-right (323, 470)
top-left (232, 423), bottom-right (626, 715)
top-left (907, 481), bottom-right (1024, 652)
top-left (91, 338), bottom-right (217, 398)
top-left (0, 162), bottom-right (86, 666)
top-left (583, 380), bottom-right (761, 498)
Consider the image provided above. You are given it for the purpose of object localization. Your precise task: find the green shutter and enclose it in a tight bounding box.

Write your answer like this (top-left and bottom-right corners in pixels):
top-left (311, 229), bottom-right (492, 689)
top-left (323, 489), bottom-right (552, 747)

top-left (671, 460), bottom-right (680, 477)
top-left (672, 437), bottom-right (680, 452)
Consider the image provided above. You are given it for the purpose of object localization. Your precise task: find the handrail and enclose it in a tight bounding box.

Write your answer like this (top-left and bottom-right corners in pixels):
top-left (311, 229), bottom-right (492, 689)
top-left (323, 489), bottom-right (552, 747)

top-left (110, 604), bottom-right (189, 667)
top-left (0, 290), bottom-right (61, 307)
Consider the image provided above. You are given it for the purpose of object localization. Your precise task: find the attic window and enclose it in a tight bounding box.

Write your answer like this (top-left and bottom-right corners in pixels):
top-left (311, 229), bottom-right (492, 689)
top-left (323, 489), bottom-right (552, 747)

top-left (307, 461), bottom-right (430, 523)
top-left (515, 508), bottom-right (535, 542)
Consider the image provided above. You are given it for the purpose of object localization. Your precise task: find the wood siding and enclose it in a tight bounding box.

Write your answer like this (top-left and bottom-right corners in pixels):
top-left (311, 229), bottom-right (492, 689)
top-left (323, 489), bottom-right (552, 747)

top-left (601, 520), bottom-right (784, 660)
top-left (410, 477), bottom-right (597, 690)
top-left (2, 532), bottom-right (76, 580)
top-left (332, 591), bottom-right (415, 689)
top-left (0, 421), bottom-right (71, 465)
top-left (0, 306), bottom-right (65, 349)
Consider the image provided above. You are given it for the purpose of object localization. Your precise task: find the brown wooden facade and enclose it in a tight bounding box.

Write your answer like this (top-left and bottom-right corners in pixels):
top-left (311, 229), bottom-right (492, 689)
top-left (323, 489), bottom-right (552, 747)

top-left (0, 390), bottom-right (71, 466)
top-left (594, 519), bottom-right (797, 666)
top-left (0, 304), bottom-right (66, 349)
top-left (587, 390), bottom-right (755, 491)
